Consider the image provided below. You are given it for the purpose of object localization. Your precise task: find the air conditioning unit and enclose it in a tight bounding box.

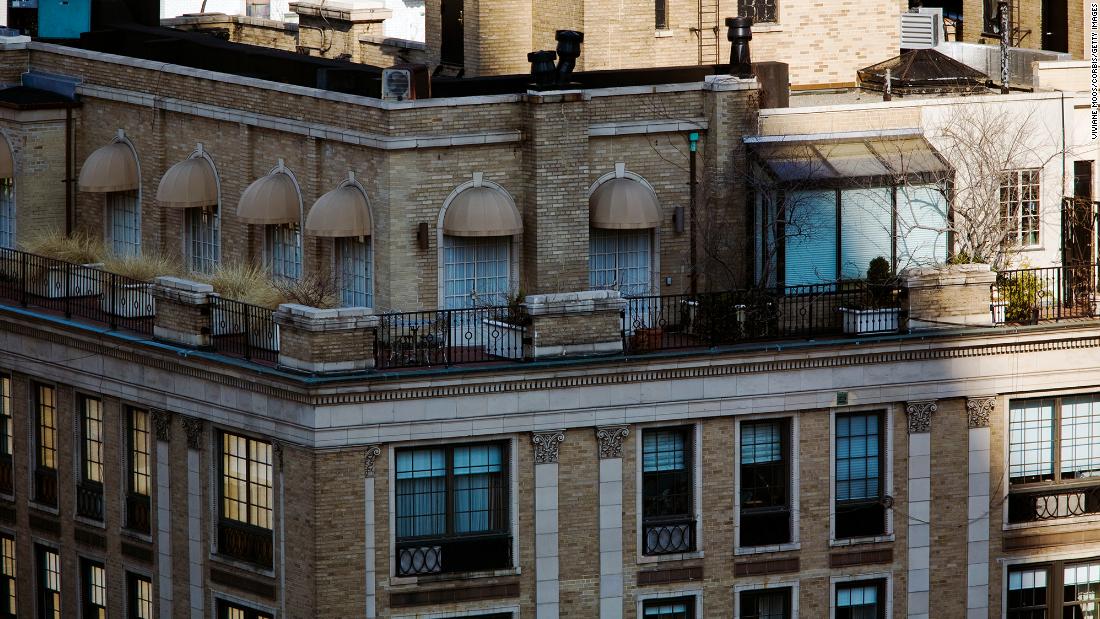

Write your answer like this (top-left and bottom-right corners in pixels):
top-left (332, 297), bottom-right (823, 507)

top-left (381, 64), bottom-right (430, 101)
top-left (900, 9), bottom-right (943, 49)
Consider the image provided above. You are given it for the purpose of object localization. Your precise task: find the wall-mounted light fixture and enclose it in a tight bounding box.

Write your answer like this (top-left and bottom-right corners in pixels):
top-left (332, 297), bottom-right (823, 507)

top-left (417, 221), bottom-right (429, 250)
top-left (673, 206), bottom-right (685, 233)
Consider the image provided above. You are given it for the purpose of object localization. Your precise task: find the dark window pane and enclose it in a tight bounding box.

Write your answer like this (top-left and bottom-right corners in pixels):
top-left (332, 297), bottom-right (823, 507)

top-left (836, 580), bottom-right (885, 619)
top-left (835, 412), bottom-right (885, 539)
top-left (643, 596), bottom-right (695, 619)
top-left (740, 419), bottom-right (790, 546)
top-left (741, 587), bottom-right (792, 619)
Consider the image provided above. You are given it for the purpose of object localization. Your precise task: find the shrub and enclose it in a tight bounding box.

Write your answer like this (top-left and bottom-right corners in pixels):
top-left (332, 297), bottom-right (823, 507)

top-left (999, 271), bottom-right (1048, 323)
top-left (865, 256), bottom-right (897, 309)
top-left (22, 229), bottom-right (105, 265)
top-left (270, 273), bottom-right (341, 310)
top-left (102, 251), bottom-right (183, 283)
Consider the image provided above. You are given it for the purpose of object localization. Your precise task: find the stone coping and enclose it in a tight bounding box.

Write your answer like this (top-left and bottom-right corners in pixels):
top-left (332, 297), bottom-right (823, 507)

top-left (358, 35), bottom-right (428, 50)
top-left (902, 263), bottom-right (996, 286)
top-left (290, 1), bottom-right (391, 22)
top-left (273, 303), bottom-right (379, 330)
top-left (525, 290), bottom-right (625, 316)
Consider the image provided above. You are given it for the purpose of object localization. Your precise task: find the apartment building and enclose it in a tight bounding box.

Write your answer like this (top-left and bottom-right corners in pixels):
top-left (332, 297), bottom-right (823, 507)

top-left (0, 13), bottom-right (1095, 619)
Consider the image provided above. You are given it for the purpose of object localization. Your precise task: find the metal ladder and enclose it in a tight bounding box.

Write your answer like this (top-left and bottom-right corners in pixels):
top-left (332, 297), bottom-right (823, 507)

top-left (695, 0), bottom-right (721, 65)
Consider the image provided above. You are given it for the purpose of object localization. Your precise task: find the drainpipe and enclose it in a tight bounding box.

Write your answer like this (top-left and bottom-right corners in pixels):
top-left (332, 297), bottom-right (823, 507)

top-left (65, 107), bottom-right (73, 235)
top-left (999, 0), bottom-right (1010, 93)
top-left (689, 131), bottom-right (699, 295)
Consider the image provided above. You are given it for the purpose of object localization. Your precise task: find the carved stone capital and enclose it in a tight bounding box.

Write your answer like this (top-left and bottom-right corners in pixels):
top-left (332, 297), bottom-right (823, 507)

top-left (272, 441), bottom-right (284, 471)
top-left (181, 416), bottom-right (205, 450)
top-left (151, 410), bottom-right (172, 443)
top-left (363, 445), bottom-right (382, 478)
top-left (596, 425), bottom-right (629, 459)
top-left (966, 396), bottom-right (995, 429)
top-left (532, 430), bottom-right (566, 465)
top-left (905, 400), bottom-right (938, 434)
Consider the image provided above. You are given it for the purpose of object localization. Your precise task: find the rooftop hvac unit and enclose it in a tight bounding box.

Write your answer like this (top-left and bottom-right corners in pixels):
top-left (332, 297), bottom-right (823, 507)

top-left (382, 64), bottom-right (430, 101)
top-left (900, 9), bottom-right (943, 49)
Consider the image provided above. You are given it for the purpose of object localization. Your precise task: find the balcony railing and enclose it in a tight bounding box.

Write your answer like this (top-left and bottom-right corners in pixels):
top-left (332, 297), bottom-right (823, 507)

top-left (218, 519), bottom-right (273, 568)
top-left (992, 262), bottom-right (1099, 324)
top-left (126, 493), bottom-right (151, 534)
top-left (33, 467), bottom-right (57, 507)
top-left (623, 282), bottom-right (899, 353)
top-left (0, 457), bottom-right (11, 496)
top-left (376, 306), bottom-right (527, 369)
top-left (0, 247), bottom-right (155, 335)
top-left (209, 296), bottom-right (278, 363)
top-left (1008, 484), bottom-right (1100, 523)
top-left (642, 518), bottom-right (696, 555)
top-left (76, 481), bottom-right (104, 521)
top-left (395, 532), bottom-right (513, 576)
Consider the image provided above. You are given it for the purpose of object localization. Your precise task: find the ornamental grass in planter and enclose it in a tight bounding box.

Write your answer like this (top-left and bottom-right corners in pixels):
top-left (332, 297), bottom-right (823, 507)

top-left (21, 229), bottom-right (107, 298)
top-left (100, 252), bottom-right (184, 318)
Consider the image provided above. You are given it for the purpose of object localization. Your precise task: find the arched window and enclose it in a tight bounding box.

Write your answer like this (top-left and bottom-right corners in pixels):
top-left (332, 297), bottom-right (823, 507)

top-left (588, 165), bottom-right (661, 297)
top-left (157, 145), bottom-right (221, 274)
top-left (305, 173), bottom-right (374, 308)
top-left (0, 136), bottom-right (14, 249)
top-left (439, 174), bottom-right (522, 309)
top-left (238, 160), bottom-right (303, 281)
top-left (78, 131), bottom-right (141, 257)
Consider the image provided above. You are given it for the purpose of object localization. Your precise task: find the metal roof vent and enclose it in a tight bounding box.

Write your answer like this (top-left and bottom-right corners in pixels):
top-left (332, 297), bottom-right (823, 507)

top-left (900, 8), bottom-right (945, 50)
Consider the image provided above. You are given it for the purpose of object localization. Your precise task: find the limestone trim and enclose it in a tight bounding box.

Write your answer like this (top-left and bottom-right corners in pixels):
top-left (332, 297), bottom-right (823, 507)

top-left (596, 426), bottom-right (629, 459)
top-left (362, 444), bottom-right (382, 477)
top-left (531, 430), bottom-right (565, 465)
top-left (966, 396), bottom-right (995, 428)
top-left (152, 409), bottom-right (172, 442)
top-left (905, 400), bottom-right (938, 434)
top-left (182, 416), bottom-right (205, 450)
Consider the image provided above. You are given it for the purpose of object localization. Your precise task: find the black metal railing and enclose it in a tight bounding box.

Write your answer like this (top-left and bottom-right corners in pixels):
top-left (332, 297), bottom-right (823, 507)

top-left (992, 262), bottom-right (1099, 324)
top-left (642, 518), bottom-right (696, 555)
top-left (395, 533), bottom-right (513, 576)
top-left (1008, 484), bottom-right (1100, 523)
top-left (218, 519), bottom-right (273, 568)
top-left (76, 481), bottom-right (104, 521)
top-left (376, 306), bottom-right (527, 369)
top-left (209, 296), bottom-right (279, 363)
top-left (0, 457), bottom-right (10, 496)
top-left (126, 493), bottom-right (151, 534)
top-left (0, 247), bottom-right (155, 334)
top-left (33, 467), bottom-right (57, 507)
top-left (623, 282), bottom-right (901, 353)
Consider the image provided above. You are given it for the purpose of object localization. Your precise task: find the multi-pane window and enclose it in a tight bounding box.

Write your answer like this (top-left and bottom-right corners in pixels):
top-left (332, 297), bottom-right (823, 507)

top-left (81, 559), bottom-right (107, 619)
top-left (0, 534), bottom-right (14, 619)
top-left (443, 235), bottom-right (510, 309)
top-left (654, 0), bottom-right (668, 29)
top-left (835, 579), bottom-right (886, 619)
top-left (337, 237), bottom-right (372, 308)
top-left (589, 228), bottom-right (652, 297)
top-left (740, 587), bottom-right (793, 619)
top-left (108, 190), bottom-right (141, 256)
top-left (1008, 395), bottom-right (1100, 523)
top-left (834, 411), bottom-right (885, 539)
top-left (1001, 169), bottom-right (1041, 247)
top-left (0, 375), bottom-right (11, 496)
top-left (266, 223), bottom-right (301, 280)
top-left (216, 600), bottom-right (273, 619)
top-left (78, 396), bottom-right (104, 521)
top-left (643, 596), bottom-right (695, 619)
top-left (34, 384), bottom-right (57, 507)
top-left (0, 178), bottom-right (14, 249)
top-left (739, 0), bottom-right (778, 23)
top-left (187, 207), bottom-right (220, 274)
top-left (739, 419), bottom-right (791, 547)
top-left (35, 545), bottom-right (60, 619)
top-left (126, 408), bottom-right (151, 533)
top-left (394, 442), bottom-right (511, 575)
top-left (642, 427), bottom-right (695, 555)
top-left (1008, 559), bottom-right (1100, 617)
top-left (221, 432), bottom-right (273, 530)
top-left (126, 572), bottom-right (153, 619)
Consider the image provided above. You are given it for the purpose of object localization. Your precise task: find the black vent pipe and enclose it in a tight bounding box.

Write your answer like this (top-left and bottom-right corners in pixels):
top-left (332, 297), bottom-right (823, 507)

top-left (726, 17), bottom-right (753, 78)
top-left (554, 30), bottom-right (584, 84)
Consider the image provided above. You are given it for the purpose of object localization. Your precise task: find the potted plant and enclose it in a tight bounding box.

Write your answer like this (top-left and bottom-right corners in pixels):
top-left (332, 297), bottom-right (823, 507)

top-left (997, 268), bottom-right (1048, 324)
top-left (100, 252), bottom-right (182, 318)
top-left (840, 257), bottom-right (901, 335)
top-left (22, 230), bottom-right (106, 299)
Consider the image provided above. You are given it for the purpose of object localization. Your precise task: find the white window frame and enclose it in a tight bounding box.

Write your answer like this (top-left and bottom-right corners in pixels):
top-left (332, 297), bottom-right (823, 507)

top-left (635, 422), bottom-right (704, 564)
top-left (394, 605), bottom-right (520, 619)
top-left (734, 413), bottom-right (801, 555)
top-left (0, 177), bottom-right (14, 251)
top-left (636, 588), bottom-right (703, 619)
top-left (336, 236), bottom-right (373, 308)
top-left (830, 572), bottom-right (892, 619)
top-left (186, 207), bottom-right (220, 275)
top-left (829, 405), bottom-right (894, 547)
top-left (588, 227), bottom-right (655, 297)
top-left (1000, 168), bottom-right (1042, 249)
top-left (101, 132), bottom-right (142, 257)
top-left (733, 580), bottom-right (800, 618)
top-left (386, 435), bottom-right (520, 584)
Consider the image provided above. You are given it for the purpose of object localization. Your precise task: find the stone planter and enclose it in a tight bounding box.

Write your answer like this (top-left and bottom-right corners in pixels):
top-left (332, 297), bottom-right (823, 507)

top-left (480, 318), bottom-right (525, 360)
top-left (840, 307), bottom-right (900, 335)
top-left (34, 263), bottom-right (104, 299)
top-left (102, 282), bottom-right (155, 318)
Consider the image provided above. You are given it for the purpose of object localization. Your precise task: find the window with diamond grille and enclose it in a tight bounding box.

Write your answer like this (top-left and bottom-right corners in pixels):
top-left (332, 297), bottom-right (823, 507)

top-left (81, 559), bottom-right (107, 619)
top-left (1000, 169), bottom-right (1041, 247)
top-left (739, 418), bottom-right (791, 546)
top-left (642, 426), bottom-right (695, 555)
top-left (266, 223), bottom-right (301, 280)
top-left (0, 178), bottom-right (14, 249)
top-left (220, 432), bottom-right (273, 529)
top-left (187, 207), bottom-right (220, 274)
top-left (834, 411), bottom-right (885, 539)
top-left (738, 0), bottom-right (778, 23)
top-left (108, 190), bottom-right (141, 256)
top-left (0, 534), bottom-right (14, 619)
top-left (127, 572), bottom-right (153, 619)
top-left (36, 545), bottom-right (60, 619)
top-left (338, 236), bottom-right (373, 308)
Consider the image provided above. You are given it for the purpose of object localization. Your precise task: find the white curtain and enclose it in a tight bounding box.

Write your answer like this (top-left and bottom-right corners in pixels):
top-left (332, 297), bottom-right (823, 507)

top-left (266, 223), bottom-right (301, 280)
top-left (443, 235), bottom-right (509, 309)
top-left (338, 237), bottom-right (372, 308)
top-left (452, 444), bottom-right (503, 533)
top-left (741, 421), bottom-right (782, 465)
top-left (589, 228), bottom-right (652, 297)
top-left (187, 208), bottom-right (220, 274)
top-left (108, 191), bottom-right (141, 257)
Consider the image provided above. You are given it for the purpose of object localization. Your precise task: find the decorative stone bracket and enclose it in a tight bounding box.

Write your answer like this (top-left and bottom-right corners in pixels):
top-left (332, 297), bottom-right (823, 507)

top-left (902, 263), bottom-right (997, 331)
top-left (524, 290), bottom-right (626, 359)
top-left (273, 304), bottom-right (379, 373)
top-left (151, 276), bottom-right (215, 348)
top-left (596, 425), bottom-right (629, 459)
top-left (532, 430), bottom-right (565, 465)
top-left (905, 400), bottom-right (938, 434)
top-left (966, 396), bottom-right (995, 428)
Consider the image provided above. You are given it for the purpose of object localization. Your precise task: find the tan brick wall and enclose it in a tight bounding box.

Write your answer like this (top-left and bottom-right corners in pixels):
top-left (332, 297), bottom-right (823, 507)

top-left (314, 449), bottom-right (367, 617)
top-left (2, 119), bottom-right (68, 246)
top-left (530, 309), bottom-right (621, 348)
top-left (929, 398), bottom-right (969, 616)
top-left (558, 430), bottom-right (601, 617)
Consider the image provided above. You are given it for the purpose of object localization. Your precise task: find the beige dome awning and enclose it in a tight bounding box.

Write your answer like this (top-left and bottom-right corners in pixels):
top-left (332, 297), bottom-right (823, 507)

top-left (589, 177), bottom-right (661, 230)
top-left (443, 186), bottom-right (523, 237)
top-left (305, 184), bottom-right (372, 237)
top-left (237, 171), bottom-right (300, 225)
top-left (0, 139), bottom-right (13, 178)
top-left (156, 157), bottom-right (218, 208)
top-left (78, 142), bottom-right (139, 193)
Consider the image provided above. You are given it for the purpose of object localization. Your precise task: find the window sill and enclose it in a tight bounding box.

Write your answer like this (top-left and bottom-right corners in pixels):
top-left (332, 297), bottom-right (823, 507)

top-left (29, 502), bottom-right (59, 516)
top-left (654, 29), bottom-right (675, 38)
top-left (121, 528), bottom-right (154, 545)
top-left (209, 553), bottom-right (277, 579)
top-left (735, 542), bottom-right (800, 556)
top-left (389, 566), bottom-right (521, 586)
top-left (637, 550), bottom-right (704, 564)
top-left (829, 534), bottom-right (893, 548)
top-left (74, 515), bottom-right (106, 529)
